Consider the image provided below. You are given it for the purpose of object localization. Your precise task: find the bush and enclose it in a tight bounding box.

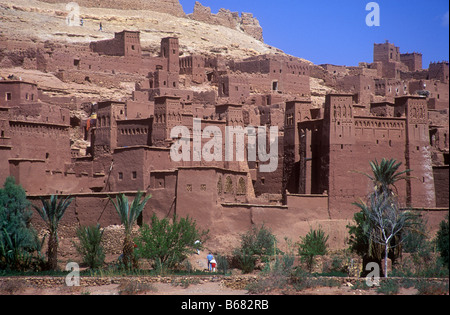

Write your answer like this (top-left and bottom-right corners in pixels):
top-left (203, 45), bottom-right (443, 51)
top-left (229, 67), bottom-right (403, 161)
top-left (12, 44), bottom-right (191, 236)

top-left (415, 280), bottom-right (449, 295)
top-left (0, 177), bottom-right (44, 271)
top-left (238, 225), bottom-right (279, 257)
top-left (298, 227), bottom-right (329, 272)
top-left (216, 254), bottom-right (229, 275)
top-left (377, 279), bottom-right (400, 295)
top-left (134, 214), bottom-right (209, 272)
top-left (233, 225), bottom-right (279, 273)
top-left (436, 215), bottom-right (449, 268)
top-left (235, 250), bottom-right (257, 274)
top-left (74, 224), bottom-right (105, 269)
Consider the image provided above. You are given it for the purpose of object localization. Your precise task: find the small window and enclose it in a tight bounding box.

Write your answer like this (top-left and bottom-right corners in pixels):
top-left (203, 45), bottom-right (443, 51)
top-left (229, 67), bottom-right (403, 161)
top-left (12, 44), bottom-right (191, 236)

top-left (118, 172), bottom-right (123, 180)
top-left (132, 171), bottom-right (137, 179)
top-left (6, 93), bottom-right (12, 101)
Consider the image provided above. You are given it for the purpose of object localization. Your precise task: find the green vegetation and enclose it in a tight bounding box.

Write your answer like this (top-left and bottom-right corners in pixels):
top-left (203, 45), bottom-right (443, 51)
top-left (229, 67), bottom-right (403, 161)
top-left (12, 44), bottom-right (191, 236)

top-left (0, 177), bottom-right (44, 271)
top-left (298, 227), bottom-right (329, 273)
top-left (436, 215), bottom-right (449, 268)
top-left (134, 213), bottom-right (209, 273)
top-left (109, 192), bottom-right (151, 269)
top-left (74, 224), bottom-right (105, 269)
top-left (33, 195), bottom-right (73, 270)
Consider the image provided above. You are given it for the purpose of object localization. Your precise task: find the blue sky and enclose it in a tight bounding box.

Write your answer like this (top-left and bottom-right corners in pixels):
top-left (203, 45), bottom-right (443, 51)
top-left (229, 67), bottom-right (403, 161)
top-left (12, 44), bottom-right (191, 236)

top-left (179, 0), bottom-right (449, 67)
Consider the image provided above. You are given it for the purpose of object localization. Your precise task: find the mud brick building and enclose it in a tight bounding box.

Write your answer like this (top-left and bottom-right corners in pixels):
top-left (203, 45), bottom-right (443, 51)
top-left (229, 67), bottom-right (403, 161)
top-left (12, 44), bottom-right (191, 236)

top-left (0, 32), bottom-right (448, 249)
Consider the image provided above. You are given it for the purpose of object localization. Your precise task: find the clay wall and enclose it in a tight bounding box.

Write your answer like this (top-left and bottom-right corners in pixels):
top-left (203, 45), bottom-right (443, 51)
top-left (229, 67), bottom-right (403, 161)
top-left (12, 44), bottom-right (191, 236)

top-left (0, 81), bottom-right (39, 107)
top-left (160, 37), bottom-right (180, 73)
top-left (336, 75), bottom-right (375, 106)
top-left (399, 96), bottom-right (436, 208)
top-left (218, 75), bottom-right (250, 103)
top-left (400, 53), bottom-right (423, 72)
top-left (320, 64), bottom-right (348, 77)
top-left (283, 100), bottom-right (315, 194)
top-left (428, 62), bottom-right (449, 83)
top-left (433, 166), bottom-right (449, 208)
top-left (180, 55), bottom-right (206, 84)
top-left (319, 94), bottom-right (416, 218)
top-left (374, 41), bottom-right (401, 63)
top-left (116, 118), bottom-right (152, 148)
top-left (149, 70), bottom-right (179, 89)
top-left (93, 101), bottom-right (126, 154)
top-left (374, 78), bottom-right (408, 99)
top-left (126, 99), bottom-right (154, 119)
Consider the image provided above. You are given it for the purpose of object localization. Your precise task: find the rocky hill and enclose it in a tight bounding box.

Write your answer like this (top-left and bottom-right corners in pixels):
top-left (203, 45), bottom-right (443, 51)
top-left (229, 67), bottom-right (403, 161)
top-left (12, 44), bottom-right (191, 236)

top-left (0, 0), bottom-right (278, 59)
top-left (0, 0), bottom-right (323, 102)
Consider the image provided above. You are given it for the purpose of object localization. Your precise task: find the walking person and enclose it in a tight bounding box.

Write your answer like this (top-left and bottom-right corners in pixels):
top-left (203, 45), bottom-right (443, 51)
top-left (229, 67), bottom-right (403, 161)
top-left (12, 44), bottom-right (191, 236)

top-left (210, 258), bottom-right (217, 272)
top-left (207, 252), bottom-right (214, 271)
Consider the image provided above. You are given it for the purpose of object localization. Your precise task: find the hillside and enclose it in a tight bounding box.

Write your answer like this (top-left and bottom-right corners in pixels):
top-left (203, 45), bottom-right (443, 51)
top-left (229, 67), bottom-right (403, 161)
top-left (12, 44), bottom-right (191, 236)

top-left (0, 0), bottom-right (281, 59)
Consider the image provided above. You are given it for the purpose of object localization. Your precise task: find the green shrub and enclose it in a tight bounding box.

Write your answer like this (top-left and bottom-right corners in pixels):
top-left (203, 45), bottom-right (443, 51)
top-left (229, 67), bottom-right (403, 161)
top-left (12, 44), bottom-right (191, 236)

top-left (236, 250), bottom-right (257, 274)
top-left (233, 225), bottom-right (279, 273)
top-left (74, 224), bottom-right (105, 269)
top-left (0, 177), bottom-right (44, 271)
top-left (436, 215), bottom-right (449, 268)
top-left (377, 279), bottom-right (399, 295)
top-left (415, 280), bottom-right (449, 295)
top-left (238, 225), bottom-right (279, 257)
top-left (134, 214), bottom-right (209, 272)
top-left (298, 227), bottom-right (329, 272)
top-left (216, 254), bottom-right (229, 275)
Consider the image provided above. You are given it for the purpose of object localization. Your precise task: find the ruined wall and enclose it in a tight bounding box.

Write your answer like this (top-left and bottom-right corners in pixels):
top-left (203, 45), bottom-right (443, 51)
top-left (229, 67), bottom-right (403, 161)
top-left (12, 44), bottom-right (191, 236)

top-left (189, 2), bottom-right (263, 41)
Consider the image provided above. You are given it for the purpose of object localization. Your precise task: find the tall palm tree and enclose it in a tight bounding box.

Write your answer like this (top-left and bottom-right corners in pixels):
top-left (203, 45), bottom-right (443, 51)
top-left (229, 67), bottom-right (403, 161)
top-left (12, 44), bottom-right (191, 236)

top-left (360, 158), bottom-right (411, 196)
top-left (33, 195), bottom-right (73, 270)
top-left (109, 192), bottom-right (151, 269)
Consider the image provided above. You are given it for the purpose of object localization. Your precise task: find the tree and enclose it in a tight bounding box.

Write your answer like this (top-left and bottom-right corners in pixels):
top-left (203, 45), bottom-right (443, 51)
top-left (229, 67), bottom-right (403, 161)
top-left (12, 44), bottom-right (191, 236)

top-left (298, 227), bottom-right (329, 273)
top-left (357, 158), bottom-right (411, 196)
top-left (349, 158), bottom-right (413, 277)
top-left (436, 215), bottom-right (449, 268)
top-left (134, 214), bottom-right (209, 272)
top-left (354, 191), bottom-right (413, 278)
top-left (109, 192), bottom-right (151, 269)
top-left (347, 208), bottom-right (384, 276)
top-left (0, 177), bottom-right (42, 271)
top-left (74, 224), bottom-right (105, 269)
top-left (33, 195), bottom-right (73, 270)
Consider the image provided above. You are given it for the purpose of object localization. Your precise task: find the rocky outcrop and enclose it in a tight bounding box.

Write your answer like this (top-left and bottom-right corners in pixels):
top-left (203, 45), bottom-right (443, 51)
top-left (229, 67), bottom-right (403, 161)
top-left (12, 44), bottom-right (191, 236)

top-left (39, 0), bottom-right (186, 17)
top-left (189, 2), bottom-right (264, 42)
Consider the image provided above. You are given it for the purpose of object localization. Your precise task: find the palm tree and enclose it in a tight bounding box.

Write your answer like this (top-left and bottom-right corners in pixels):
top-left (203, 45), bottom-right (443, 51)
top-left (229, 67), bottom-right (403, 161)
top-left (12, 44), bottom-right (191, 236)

top-left (357, 158), bottom-right (411, 196)
top-left (33, 195), bottom-right (73, 270)
top-left (109, 192), bottom-right (151, 269)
